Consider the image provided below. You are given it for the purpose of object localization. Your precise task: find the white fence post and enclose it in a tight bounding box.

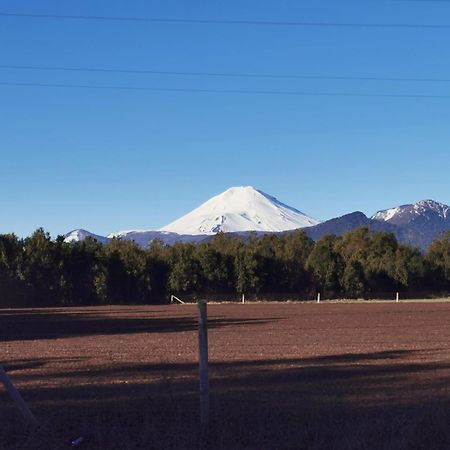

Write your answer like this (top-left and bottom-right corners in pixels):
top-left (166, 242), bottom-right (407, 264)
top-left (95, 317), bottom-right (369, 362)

top-left (242, 293), bottom-right (245, 304)
top-left (171, 295), bottom-right (185, 305)
top-left (317, 293), bottom-right (321, 303)
top-left (0, 366), bottom-right (38, 426)
top-left (197, 300), bottom-right (209, 429)
top-left (396, 292), bottom-right (399, 302)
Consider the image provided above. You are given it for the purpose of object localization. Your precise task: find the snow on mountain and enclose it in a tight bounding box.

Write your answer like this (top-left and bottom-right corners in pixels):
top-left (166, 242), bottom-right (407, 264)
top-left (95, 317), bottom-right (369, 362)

top-left (372, 207), bottom-right (402, 222)
top-left (372, 199), bottom-right (450, 225)
top-left (371, 199), bottom-right (450, 249)
top-left (64, 229), bottom-right (109, 244)
top-left (414, 200), bottom-right (450, 218)
top-left (64, 229), bottom-right (204, 246)
top-left (159, 186), bottom-right (320, 235)
top-left (63, 196), bottom-right (448, 250)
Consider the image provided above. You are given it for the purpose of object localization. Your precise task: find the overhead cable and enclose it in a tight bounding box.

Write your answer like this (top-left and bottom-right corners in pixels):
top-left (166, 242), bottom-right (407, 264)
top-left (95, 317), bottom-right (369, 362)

top-left (1, 81), bottom-right (450, 99)
top-left (2, 64), bottom-right (450, 83)
top-left (0, 12), bottom-right (450, 29)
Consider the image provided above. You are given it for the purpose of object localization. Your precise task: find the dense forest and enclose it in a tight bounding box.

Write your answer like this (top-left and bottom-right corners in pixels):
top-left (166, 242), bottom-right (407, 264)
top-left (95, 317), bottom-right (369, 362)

top-left (0, 227), bottom-right (449, 307)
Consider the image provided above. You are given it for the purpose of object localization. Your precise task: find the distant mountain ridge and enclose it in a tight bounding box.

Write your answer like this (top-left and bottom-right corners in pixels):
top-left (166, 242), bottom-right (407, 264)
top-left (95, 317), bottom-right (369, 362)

top-left (63, 188), bottom-right (449, 250)
top-left (372, 200), bottom-right (449, 224)
top-left (301, 212), bottom-right (401, 241)
top-left (64, 229), bottom-right (109, 245)
top-left (371, 199), bottom-right (450, 249)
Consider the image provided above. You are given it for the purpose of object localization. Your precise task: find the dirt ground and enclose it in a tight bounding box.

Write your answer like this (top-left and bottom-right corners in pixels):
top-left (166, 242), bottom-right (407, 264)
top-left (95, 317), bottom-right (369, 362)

top-left (1, 301), bottom-right (450, 449)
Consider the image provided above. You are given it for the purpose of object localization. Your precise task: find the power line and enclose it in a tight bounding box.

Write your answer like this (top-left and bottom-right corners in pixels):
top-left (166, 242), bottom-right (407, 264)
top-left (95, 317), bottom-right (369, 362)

top-left (397, 0), bottom-right (450, 2)
top-left (1, 81), bottom-right (450, 99)
top-left (2, 64), bottom-right (450, 83)
top-left (1, 11), bottom-right (450, 29)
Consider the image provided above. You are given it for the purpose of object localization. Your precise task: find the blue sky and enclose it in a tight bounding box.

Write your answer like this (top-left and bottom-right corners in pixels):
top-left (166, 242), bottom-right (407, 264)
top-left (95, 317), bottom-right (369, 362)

top-left (1, 0), bottom-right (449, 237)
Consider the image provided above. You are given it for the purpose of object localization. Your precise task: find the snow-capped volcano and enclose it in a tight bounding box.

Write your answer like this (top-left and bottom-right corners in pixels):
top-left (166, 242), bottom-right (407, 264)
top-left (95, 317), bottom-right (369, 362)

top-left (159, 186), bottom-right (320, 235)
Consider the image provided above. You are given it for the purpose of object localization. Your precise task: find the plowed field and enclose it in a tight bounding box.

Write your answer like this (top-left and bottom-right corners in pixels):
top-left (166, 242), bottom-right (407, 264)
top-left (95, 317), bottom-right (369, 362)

top-left (1, 302), bottom-right (450, 449)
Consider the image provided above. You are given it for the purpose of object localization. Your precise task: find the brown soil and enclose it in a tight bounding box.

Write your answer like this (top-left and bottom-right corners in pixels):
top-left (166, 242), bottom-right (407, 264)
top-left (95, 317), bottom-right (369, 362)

top-left (1, 302), bottom-right (450, 449)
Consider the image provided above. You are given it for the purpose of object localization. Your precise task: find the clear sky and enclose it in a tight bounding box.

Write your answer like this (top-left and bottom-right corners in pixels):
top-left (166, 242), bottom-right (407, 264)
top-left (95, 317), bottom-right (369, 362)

top-left (1, 0), bottom-right (449, 238)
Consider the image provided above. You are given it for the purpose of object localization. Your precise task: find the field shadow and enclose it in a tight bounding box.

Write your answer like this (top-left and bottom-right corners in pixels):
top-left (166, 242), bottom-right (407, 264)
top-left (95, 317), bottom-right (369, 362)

top-left (2, 349), bottom-right (450, 449)
top-left (0, 310), bottom-right (279, 341)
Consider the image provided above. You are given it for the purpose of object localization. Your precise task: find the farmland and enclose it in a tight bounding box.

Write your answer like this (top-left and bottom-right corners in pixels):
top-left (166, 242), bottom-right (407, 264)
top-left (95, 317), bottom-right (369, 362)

top-left (1, 301), bottom-right (450, 449)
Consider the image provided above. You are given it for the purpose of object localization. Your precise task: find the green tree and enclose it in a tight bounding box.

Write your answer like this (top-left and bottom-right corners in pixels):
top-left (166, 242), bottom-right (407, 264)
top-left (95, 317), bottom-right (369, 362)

top-left (60, 237), bottom-right (106, 305)
top-left (306, 235), bottom-right (344, 297)
top-left (233, 234), bottom-right (275, 296)
top-left (146, 239), bottom-right (170, 303)
top-left (278, 232), bottom-right (314, 293)
top-left (168, 243), bottom-right (201, 294)
top-left (0, 234), bottom-right (28, 306)
top-left (22, 228), bottom-right (62, 306)
top-left (364, 232), bottom-right (399, 294)
top-left (425, 232), bottom-right (450, 291)
top-left (394, 246), bottom-right (425, 291)
top-left (103, 238), bottom-right (149, 304)
top-left (196, 243), bottom-right (233, 293)
top-left (341, 259), bottom-right (365, 298)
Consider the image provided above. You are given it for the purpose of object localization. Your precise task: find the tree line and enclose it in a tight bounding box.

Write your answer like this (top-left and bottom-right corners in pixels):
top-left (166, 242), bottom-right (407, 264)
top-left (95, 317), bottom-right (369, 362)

top-left (0, 227), bottom-right (448, 307)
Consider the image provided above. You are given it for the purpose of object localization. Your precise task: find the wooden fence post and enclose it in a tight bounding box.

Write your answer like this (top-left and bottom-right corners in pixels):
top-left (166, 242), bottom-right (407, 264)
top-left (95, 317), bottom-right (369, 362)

top-left (197, 300), bottom-right (209, 429)
top-left (0, 366), bottom-right (38, 426)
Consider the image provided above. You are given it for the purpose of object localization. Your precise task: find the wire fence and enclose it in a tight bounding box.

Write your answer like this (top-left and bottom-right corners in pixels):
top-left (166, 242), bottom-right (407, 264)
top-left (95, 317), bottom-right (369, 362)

top-left (169, 291), bottom-right (450, 304)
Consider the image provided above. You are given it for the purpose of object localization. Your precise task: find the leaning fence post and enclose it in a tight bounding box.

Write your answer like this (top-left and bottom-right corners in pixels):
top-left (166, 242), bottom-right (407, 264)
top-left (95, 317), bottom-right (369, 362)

top-left (317, 292), bottom-right (321, 303)
top-left (197, 300), bottom-right (209, 429)
top-left (0, 366), bottom-right (38, 426)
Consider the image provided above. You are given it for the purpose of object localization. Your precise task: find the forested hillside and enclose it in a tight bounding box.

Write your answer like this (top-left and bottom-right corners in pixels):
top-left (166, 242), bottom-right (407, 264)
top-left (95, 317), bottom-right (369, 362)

top-left (0, 227), bottom-right (448, 307)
